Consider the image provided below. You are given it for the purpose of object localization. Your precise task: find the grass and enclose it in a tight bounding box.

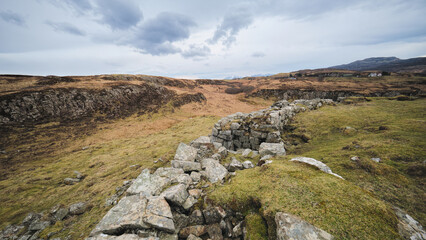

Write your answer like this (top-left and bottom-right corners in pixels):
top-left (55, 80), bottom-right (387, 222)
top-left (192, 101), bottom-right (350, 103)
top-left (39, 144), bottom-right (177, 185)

top-left (0, 109), bottom-right (219, 239)
top-left (208, 98), bottom-right (425, 239)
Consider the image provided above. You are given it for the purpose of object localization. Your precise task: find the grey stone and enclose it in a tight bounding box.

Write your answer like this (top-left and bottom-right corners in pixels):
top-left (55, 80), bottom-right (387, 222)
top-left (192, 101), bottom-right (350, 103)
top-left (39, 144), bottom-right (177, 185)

top-left (126, 169), bottom-right (171, 196)
top-left (64, 177), bottom-right (80, 185)
top-left (275, 212), bottom-right (334, 240)
top-left (241, 149), bottom-right (252, 157)
top-left (183, 196), bottom-right (198, 210)
top-left (242, 161), bottom-right (254, 169)
top-left (350, 156), bottom-right (360, 161)
top-left (187, 234), bottom-right (202, 240)
top-left (28, 220), bottom-right (50, 231)
top-left (74, 170), bottom-right (84, 179)
top-left (290, 157), bottom-right (344, 179)
top-left (203, 207), bottom-right (222, 224)
top-left (87, 233), bottom-right (155, 239)
top-left (206, 223), bottom-right (223, 240)
top-left (188, 189), bottom-right (202, 199)
top-left (228, 158), bottom-right (243, 172)
top-left (371, 158), bottom-right (381, 163)
top-left (22, 212), bottom-right (41, 226)
top-left (233, 221), bottom-right (243, 237)
top-left (394, 207), bottom-right (426, 240)
top-left (179, 225), bottom-right (207, 238)
top-left (145, 196), bottom-right (173, 219)
top-left (69, 202), bottom-right (88, 215)
top-left (55, 207), bottom-right (69, 221)
top-left (201, 158), bottom-right (228, 183)
top-left (161, 184), bottom-right (189, 207)
top-left (259, 142), bottom-right (286, 157)
top-left (158, 232), bottom-right (178, 240)
top-left (189, 210), bottom-right (204, 226)
top-left (190, 171), bottom-right (201, 182)
top-left (190, 136), bottom-right (211, 149)
top-left (260, 155), bottom-right (272, 161)
top-left (230, 122), bottom-right (241, 130)
top-left (175, 143), bottom-right (198, 162)
top-left (213, 142), bottom-right (222, 150)
top-left (211, 153), bottom-right (222, 161)
top-left (218, 147), bottom-right (228, 159)
top-left (172, 211), bottom-right (190, 231)
top-left (171, 160), bottom-right (202, 172)
top-left (154, 167), bottom-right (184, 179)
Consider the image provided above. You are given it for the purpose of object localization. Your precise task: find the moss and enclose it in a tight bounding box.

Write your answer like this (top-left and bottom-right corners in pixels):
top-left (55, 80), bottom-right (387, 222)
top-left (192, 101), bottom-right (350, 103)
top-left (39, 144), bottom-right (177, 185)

top-left (245, 213), bottom-right (268, 240)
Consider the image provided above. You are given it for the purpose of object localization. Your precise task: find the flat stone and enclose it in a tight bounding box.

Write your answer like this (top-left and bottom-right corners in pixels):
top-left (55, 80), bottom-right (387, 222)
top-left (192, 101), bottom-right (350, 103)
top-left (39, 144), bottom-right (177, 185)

top-left (174, 143), bottom-right (198, 162)
top-left (145, 196), bottom-right (173, 219)
top-left (161, 184), bottom-right (189, 207)
top-left (144, 214), bottom-right (175, 233)
top-left (190, 136), bottom-right (211, 149)
top-left (28, 220), bottom-right (50, 231)
top-left (275, 212), bottom-right (334, 240)
top-left (171, 160), bottom-right (202, 172)
top-left (55, 207), bottom-right (69, 221)
top-left (290, 157), bottom-right (344, 179)
top-left (242, 161), bottom-right (254, 169)
top-left (126, 169), bottom-right (171, 196)
top-left (87, 233), bottom-right (149, 240)
top-left (90, 195), bottom-right (148, 236)
top-left (154, 167), bottom-right (184, 179)
top-left (259, 142), bottom-right (286, 157)
top-left (201, 158), bottom-right (228, 183)
top-left (350, 156), bottom-right (359, 161)
top-left (179, 225), bottom-right (207, 238)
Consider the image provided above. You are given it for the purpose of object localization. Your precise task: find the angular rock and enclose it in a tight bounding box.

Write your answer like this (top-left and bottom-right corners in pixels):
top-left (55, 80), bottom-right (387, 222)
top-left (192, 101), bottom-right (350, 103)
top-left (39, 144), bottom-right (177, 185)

top-left (241, 149), bottom-right (252, 157)
top-left (201, 158), bottom-right (228, 183)
top-left (206, 223), bottom-right (223, 240)
top-left (154, 167), bottom-right (184, 179)
top-left (190, 136), bottom-right (211, 149)
top-left (144, 214), bottom-right (175, 233)
top-left (233, 221), bottom-right (243, 237)
top-left (228, 158), bottom-right (243, 172)
top-left (203, 207), bottom-right (223, 224)
top-left (175, 143), bottom-right (198, 162)
top-left (189, 210), bottom-right (204, 226)
top-left (213, 142), bottom-right (222, 150)
top-left (188, 189), bottom-right (202, 199)
top-left (190, 171), bottom-right (201, 182)
top-left (55, 207), bottom-right (69, 221)
top-left (172, 211), bottom-right (189, 231)
top-left (90, 195), bottom-right (149, 236)
top-left (242, 161), bottom-right (254, 169)
top-left (87, 233), bottom-right (144, 240)
top-left (175, 174), bottom-right (193, 186)
top-left (394, 207), bottom-right (426, 240)
top-left (183, 196), bottom-right (198, 210)
top-left (74, 170), bottom-right (84, 179)
top-left (179, 225), bottom-right (207, 238)
top-left (290, 157), bottom-right (344, 179)
top-left (259, 142), bottom-right (286, 157)
top-left (158, 232), bottom-right (178, 240)
top-left (218, 147), bottom-right (228, 159)
top-left (350, 156), bottom-right (360, 161)
top-left (161, 184), bottom-right (189, 207)
top-left (28, 220), bottom-right (50, 231)
top-left (145, 196), bottom-right (173, 219)
top-left (126, 169), bottom-right (171, 196)
top-left (371, 158), bottom-right (381, 163)
top-left (22, 212), bottom-right (41, 226)
top-left (275, 212), bottom-right (334, 240)
top-left (69, 202), bottom-right (88, 215)
top-left (171, 160), bottom-right (202, 172)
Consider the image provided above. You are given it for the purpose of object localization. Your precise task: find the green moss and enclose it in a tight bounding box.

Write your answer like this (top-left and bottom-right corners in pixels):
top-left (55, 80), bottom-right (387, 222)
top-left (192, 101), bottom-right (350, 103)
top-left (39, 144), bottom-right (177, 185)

top-left (245, 213), bottom-right (268, 240)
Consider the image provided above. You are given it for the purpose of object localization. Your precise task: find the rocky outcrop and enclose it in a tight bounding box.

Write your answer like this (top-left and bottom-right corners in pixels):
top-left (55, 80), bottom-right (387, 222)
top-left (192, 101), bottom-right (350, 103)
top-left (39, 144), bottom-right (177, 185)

top-left (0, 83), bottom-right (206, 125)
top-left (275, 212), bottom-right (334, 240)
top-left (394, 207), bottom-right (426, 240)
top-left (210, 99), bottom-right (334, 151)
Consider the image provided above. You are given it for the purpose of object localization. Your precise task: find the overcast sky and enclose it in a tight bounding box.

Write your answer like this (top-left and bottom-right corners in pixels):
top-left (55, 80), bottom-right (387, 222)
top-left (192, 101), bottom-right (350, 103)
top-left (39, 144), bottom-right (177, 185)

top-left (1, 0), bottom-right (425, 78)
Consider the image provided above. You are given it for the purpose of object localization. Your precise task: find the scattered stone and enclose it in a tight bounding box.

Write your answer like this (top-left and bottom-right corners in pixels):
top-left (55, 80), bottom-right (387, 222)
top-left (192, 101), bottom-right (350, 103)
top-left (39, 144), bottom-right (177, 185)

top-left (201, 158), bottom-right (228, 183)
top-left (174, 143), bottom-right (198, 162)
top-left (260, 155), bottom-right (272, 161)
top-left (189, 210), bottom-right (205, 226)
top-left (82, 146), bottom-right (89, 150)
top-left (342, 126), bottom-right (356, 134)
top-left (275, 212), bottom-right (334, 240)
top-left (190, 136), bottom-right (211, 149)
top-left (242, 161), bottom-right (254, 169)
top-left (371, 158), bottom-right (381, 163)
top-left (259, 142), bottom-right (286, 157)
top-left (161, 184), bottom-right (189, 207)
top-left (171, 160), bottom-right (202, 172)
top-left (394, 207), bottom-right (426, 240)
top-left (87, 233), bottom-right (145, 240)
top-left (203, 207), bottom-right (222, 224)
top-left (54, 207), bottom-right (69, 221)
top-left (241, 149), bottom-right (252, 157)
top-left (64, 177), bottom-right (80, 185)
top-left (257, 157), bottom-right (273, 167)
top-left (126, 169), bottom-right (171, 196)
top-left (350, 156), bottom-right (360, 161)
top-left (69, 202), bottom-right (89, 215)
top-left (179, 225), bottom-right (207, 238)
top-left (290, 157), bottom-right (344, 179)
top-left (213, 142), bottom-right (222, 150)
top-left (1, 225), bottom-right (25, 239)
top-left (211, 153), bottom-right (222, 161)
top-left (228, 158), bottom-right (243, 172)
top-left (190, 171), bottom-right (201, 182)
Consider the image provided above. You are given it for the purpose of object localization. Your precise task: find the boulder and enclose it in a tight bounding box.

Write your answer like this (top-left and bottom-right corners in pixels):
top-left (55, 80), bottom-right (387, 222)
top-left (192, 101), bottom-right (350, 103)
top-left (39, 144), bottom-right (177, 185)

top-left (161, 184), bottom-right (189, 207)
top-left (201, 158), bottom-right (228, 183)
top-left (228, 158), bottom-right (243, 172)
top-left (394, 207), bottom-right (426, 240)
top-left (126, 169), bottom-right (171, 196)
top-left (242, 161), bottom-right (254, 169)
top-left (259, 142), bottom-right (286, 157)
top-left (144, 196), bottom-right (175, 233)
top-left (174, 143), bottom-right (198, 162)
top-left (275, 212), bottom-right (334, 240)
top-left (171, 160), bottom-right (202, 172)
top-left (90, 195), bottom-right (148, 236)
top-left (54, 207), bottom-right (69, 221)
top-left (69, 202), bottom-right (88, 215)
top-left (290, 157), bottom-right (344, 179)
top-left (190, 171), bottom-right (201, 182)
top-left (190, 136), bottom-right (211, 149)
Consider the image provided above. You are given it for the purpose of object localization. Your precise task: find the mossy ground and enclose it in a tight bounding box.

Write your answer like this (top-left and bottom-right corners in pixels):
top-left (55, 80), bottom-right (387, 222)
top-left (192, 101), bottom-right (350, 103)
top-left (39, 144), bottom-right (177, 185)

top-left (209, 98), bottom-right (425, 239)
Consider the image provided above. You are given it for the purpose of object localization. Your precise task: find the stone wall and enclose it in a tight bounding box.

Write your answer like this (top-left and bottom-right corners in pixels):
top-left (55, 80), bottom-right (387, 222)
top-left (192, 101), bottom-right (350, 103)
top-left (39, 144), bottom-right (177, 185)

top-left (210, 99), bottom-right (334, 151)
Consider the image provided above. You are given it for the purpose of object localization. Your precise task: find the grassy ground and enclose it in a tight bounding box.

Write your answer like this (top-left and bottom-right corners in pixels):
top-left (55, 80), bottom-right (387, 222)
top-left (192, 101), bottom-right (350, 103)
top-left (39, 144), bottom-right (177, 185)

top-left (208, 97), bottom-right (425, 239)
top-left (0, 110), bottom-right (219, 239)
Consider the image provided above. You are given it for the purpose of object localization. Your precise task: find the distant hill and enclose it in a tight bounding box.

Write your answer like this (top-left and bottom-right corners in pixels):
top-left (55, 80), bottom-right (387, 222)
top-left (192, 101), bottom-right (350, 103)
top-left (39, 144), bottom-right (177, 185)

top-left (330, 56), bottom-right (426, 74)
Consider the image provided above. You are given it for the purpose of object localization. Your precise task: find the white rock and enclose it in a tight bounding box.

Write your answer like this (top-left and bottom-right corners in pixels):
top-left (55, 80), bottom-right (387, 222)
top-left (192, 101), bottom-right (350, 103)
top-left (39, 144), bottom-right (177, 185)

top-left (290, 157), bottom-right (344, 179)
top-left (259, 142), bottom-right (286, 157)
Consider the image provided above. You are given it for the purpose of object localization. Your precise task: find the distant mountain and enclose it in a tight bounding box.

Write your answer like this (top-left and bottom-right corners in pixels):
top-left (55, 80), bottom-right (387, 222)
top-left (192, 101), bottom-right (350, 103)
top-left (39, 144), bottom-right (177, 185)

top-left (329, 57), bottom-right (426, 73)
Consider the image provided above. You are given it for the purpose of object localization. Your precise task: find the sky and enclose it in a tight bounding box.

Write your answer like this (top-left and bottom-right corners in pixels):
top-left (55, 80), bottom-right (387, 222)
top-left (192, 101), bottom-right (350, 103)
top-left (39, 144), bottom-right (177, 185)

top-left (0, 0), bottom-right (425, 79)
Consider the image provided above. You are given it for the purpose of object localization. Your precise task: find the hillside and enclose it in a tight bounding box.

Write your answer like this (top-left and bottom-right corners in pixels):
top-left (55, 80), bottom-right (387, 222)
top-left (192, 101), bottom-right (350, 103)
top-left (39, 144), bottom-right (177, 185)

top-left (0, 74), bottom-right (425, 240)
top-left (330, 57), bottom-right (426, 74)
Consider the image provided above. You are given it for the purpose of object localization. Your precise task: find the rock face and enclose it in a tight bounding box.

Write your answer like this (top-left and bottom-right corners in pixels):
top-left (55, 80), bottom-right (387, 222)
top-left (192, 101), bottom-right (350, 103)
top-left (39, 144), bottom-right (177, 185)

top-left (394, 207), bottom-right (426, 240)
top-left (275, 212), bottom-right (334, 240)
top-left (210, 99), bottom-right (334, 151)
top-left (290, 157), bottom-right (344, 179)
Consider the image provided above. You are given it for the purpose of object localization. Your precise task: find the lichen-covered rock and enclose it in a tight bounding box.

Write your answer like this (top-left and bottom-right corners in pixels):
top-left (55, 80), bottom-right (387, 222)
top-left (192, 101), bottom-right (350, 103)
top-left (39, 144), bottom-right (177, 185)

top-left (190, 171), bottom-right (201, 182)
top-left (144, 197), bottom-right (175, 233)
top-left (69, 202), bottom-right (89, 215)
top-left (259, 142), bottom-right (286, 157)
top-left (201, 158), bottom-right (228, 183)
top-left (127, 169), bottom-right (171, 196)
top-left (290, 157), bottom-right (344, 179)
top-left (174, 143), bottom-right (198, 162)
top-left (275, 212), bottom-right (334, 240)
top-left (190, 136), bottom-right (211, 149)
top-left (161, 184), bottom-right (189, 207)
top-left (171, 160), bottom-right (202, 172)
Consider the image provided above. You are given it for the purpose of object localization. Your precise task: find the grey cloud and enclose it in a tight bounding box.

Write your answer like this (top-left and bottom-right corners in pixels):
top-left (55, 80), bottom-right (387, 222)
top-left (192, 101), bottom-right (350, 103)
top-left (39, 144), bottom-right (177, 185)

top-left (209, 7), bottom-right (253, 47)
top-left (182, 44), bottom-right (211, 59)
top-left (94, 0), bottom-right (143, 30)
top-left (251, 52), bottom-right (265, 58)
top-left (46, 21), bottom-right (86, 36)
top-left (0, 10), bottom-right (26, 26)
top-left (129, 12), bottom-right (196, 55)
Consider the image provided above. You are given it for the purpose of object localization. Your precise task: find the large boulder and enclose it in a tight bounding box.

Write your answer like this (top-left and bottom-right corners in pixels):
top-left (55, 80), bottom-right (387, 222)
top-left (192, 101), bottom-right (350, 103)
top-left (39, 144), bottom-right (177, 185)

top-left (201, 158), bottom-right (228, 183)
top-left (259, 142), bottom-right (286, 157)
top-left (126, 169), bottom-right (171, 196)
top-left (290, 157), bottom-right (344, 179)
top-left (90, 195), bottom-right (149, 236)
top-left (174, 143), bottom-right (198, 162)
top-left (275, 212), bottom-right (334, 240)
